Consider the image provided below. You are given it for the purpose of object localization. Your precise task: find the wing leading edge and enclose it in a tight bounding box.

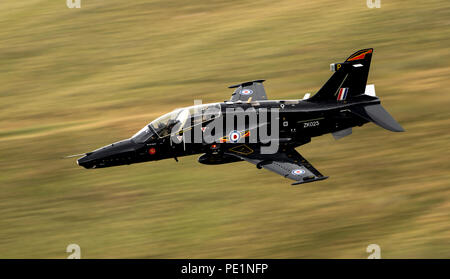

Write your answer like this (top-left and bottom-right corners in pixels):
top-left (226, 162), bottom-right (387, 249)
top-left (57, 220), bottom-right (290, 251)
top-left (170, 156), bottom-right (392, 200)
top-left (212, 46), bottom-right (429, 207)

top-left (225, 145), bottom-right (328, 185)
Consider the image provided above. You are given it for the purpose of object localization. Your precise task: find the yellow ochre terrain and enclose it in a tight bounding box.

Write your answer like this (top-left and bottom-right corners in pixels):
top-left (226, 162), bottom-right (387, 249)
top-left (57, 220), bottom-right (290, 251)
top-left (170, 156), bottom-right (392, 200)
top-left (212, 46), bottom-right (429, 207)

top-left (0, 0), bottom-right (449, 258)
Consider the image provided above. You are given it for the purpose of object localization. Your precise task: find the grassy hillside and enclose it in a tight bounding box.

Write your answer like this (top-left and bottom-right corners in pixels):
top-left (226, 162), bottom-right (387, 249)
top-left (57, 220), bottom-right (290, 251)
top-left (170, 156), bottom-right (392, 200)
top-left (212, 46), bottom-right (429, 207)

top-left (0, 0), bottom-right (449, 258)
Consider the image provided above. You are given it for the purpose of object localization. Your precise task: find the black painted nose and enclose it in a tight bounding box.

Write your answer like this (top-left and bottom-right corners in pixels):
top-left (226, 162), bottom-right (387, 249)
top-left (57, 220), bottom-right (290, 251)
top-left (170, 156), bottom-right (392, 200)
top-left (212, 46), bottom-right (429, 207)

top-left (77, 139), bottom-right (140, 169)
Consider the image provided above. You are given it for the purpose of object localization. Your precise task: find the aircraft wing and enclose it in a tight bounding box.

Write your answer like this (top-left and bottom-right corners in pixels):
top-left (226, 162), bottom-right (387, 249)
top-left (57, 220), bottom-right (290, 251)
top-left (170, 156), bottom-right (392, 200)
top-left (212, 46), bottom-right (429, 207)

top-left (229, 80), bottom-right (268, 102)
top-left (225, 145), bottom-right (328, 185)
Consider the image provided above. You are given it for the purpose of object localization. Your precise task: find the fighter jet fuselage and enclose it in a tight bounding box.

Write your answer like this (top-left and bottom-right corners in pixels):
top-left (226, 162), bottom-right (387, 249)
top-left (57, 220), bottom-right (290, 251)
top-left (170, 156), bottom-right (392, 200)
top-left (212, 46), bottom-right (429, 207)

top-left (76, 49), bottom-right (404, 185)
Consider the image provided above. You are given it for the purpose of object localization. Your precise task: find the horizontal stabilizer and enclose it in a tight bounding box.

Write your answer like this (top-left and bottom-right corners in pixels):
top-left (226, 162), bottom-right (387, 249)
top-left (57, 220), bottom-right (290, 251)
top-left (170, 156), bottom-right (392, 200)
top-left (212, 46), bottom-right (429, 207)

top-left (352, 104), bottom-right (404, 132)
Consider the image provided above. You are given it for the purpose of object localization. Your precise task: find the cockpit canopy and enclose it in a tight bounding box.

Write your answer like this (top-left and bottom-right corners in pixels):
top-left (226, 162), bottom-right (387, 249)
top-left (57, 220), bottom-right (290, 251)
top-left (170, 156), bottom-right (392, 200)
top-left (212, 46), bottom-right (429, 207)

top-left (132, 103), bottom-right (221, 143)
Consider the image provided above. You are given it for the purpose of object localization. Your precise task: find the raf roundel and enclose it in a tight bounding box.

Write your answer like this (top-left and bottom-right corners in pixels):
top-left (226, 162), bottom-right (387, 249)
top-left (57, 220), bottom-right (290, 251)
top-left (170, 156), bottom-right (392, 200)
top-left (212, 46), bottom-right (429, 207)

top-left (240, 89), bottom-right (253, 95)
top-left (291, 169), bottom-right (305, 175)
top-left (229, 130), bottom-right (241, 143)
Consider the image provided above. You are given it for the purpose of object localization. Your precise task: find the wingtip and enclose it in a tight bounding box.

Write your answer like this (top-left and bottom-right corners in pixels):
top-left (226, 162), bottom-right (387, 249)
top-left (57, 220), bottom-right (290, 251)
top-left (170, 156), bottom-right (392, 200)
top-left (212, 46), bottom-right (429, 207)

top-left (291, 176), bottom-right (329, 186)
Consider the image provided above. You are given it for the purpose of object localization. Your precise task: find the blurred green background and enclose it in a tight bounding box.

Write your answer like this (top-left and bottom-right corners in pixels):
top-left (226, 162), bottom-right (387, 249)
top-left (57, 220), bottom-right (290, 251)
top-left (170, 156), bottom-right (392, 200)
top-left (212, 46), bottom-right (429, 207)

top-left (0, 0), bottom-right (449, 258)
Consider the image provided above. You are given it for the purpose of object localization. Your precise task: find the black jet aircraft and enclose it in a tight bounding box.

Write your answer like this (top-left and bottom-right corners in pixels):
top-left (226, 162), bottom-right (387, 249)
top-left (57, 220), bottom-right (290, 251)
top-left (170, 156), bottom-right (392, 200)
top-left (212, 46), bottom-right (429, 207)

top-left (75, 48), bottom-right (404, 185)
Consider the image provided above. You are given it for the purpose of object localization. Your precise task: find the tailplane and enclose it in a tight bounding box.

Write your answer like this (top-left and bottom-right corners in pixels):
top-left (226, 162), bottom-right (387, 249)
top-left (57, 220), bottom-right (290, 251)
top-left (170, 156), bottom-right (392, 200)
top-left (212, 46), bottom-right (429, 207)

top-left (351, 104), bottom-right (404, 132)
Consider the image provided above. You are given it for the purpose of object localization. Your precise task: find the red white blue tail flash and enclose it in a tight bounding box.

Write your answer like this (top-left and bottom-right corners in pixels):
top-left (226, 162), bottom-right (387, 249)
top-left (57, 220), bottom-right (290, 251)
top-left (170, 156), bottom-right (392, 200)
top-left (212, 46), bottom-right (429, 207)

top-left (337, 87), bottom-right (348, 101)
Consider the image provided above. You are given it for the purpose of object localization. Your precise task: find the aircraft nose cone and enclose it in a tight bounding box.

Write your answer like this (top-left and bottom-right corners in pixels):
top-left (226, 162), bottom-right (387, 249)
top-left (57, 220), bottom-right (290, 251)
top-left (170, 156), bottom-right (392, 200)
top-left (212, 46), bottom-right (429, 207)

top-left (77, 154), bottom-right (94, 169)
top-left (77, 139), bottom-right (141, 169)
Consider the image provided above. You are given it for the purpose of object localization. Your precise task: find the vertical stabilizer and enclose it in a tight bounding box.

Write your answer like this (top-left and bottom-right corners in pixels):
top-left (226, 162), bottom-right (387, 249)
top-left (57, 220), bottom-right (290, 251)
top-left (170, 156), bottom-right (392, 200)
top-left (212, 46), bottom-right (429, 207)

top-left (309, 48), bottom-right (373, 102)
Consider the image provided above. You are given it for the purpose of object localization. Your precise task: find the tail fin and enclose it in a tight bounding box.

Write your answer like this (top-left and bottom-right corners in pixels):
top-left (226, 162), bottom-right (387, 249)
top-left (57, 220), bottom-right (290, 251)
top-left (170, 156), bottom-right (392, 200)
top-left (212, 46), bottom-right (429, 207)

top-left (309, 48), bottom-right (373, 102)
